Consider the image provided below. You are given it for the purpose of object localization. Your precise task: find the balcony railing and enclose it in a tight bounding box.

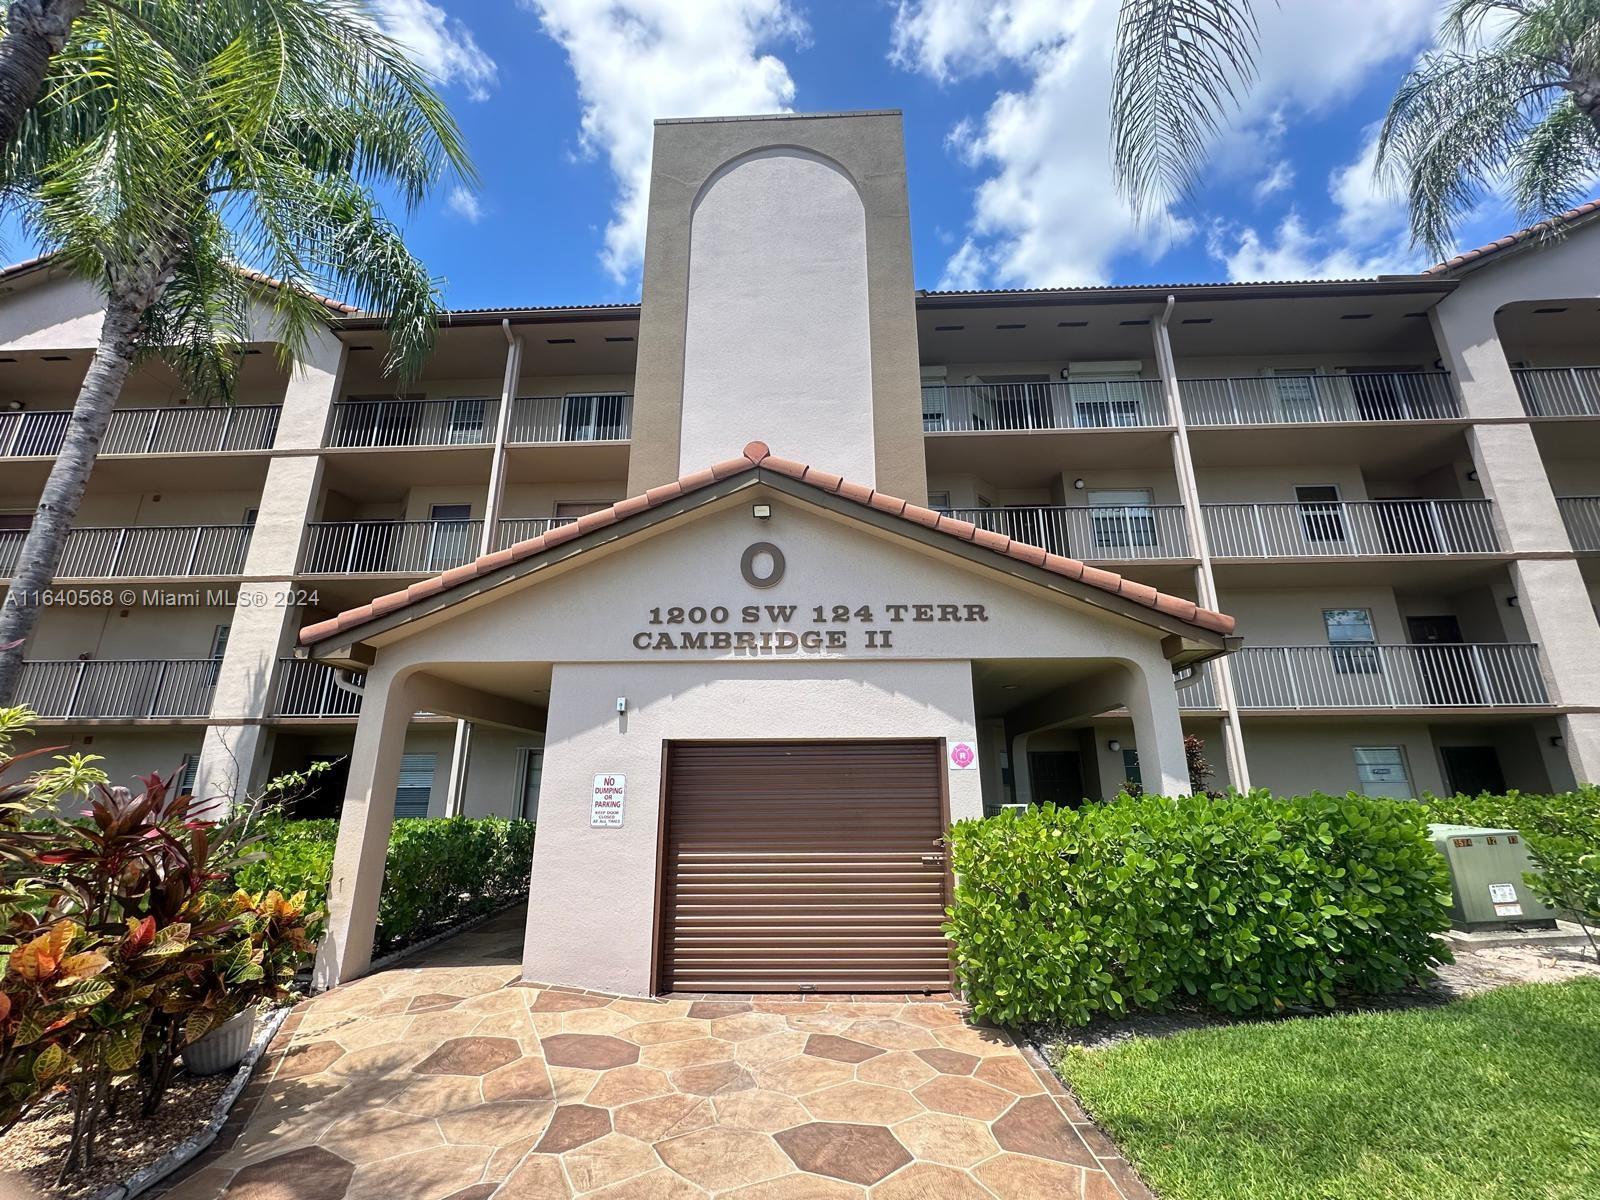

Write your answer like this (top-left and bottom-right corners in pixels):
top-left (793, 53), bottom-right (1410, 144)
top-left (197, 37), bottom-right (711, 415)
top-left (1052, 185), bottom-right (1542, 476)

top-left (945, 505), bottom-right (1192, 560)
top-left (1203, 499), bottom-right (1499, 558)
top-left (1, 405), bottom-right (281, 457)
top-left (275, 658), bottom-right (363, 717)
top-left (1175, 662), bottom-right (1220, 709)
top-left (1230, 643), bottom-right (1548, 709)
top-left (1558, 496), bottom-right (1600, 551)
top-left (0, 525), bottom-right (254, 579)
top-left (302, 516), bottom-right (583, 573)
top-left (923, 380), bottom-right (1169, 432)
top-left (493, 516), bottom-right (575, 549)
top-left (509, 394), bottom-right (632, 443)
top-left (1513, 366), bottom-right (1600, 417)
top-left (1178, 371), bottom-right (1459, 426)
top-left (327, 394), bottom-right (634, 448)
top-left (16, 659), bottom-right (219, 718)
top-left (302, 519), bottom-right (484, 574)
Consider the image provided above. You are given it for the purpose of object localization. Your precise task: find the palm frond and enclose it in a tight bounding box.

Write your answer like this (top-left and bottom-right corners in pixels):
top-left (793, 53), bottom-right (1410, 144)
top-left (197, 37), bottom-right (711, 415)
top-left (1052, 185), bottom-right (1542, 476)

top-left (1507, 95), bottom-right (1600, 218)
top-left (1111, 0), bottom-right (1262, 217)
top-left (1377, 50), bottom-right (1559, 257)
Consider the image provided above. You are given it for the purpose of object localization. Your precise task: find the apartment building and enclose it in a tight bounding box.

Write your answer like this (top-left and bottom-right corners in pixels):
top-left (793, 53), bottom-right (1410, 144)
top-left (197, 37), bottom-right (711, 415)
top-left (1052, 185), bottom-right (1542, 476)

top-left (3, 111), bottom-right (1597, 993)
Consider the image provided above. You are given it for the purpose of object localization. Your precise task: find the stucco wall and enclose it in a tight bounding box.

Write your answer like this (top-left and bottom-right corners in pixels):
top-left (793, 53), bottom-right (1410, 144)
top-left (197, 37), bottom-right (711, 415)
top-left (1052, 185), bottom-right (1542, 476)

top-left (522, 659), bottom-right (981, 996)
top-left (678, 149), bottom-right (875, 482)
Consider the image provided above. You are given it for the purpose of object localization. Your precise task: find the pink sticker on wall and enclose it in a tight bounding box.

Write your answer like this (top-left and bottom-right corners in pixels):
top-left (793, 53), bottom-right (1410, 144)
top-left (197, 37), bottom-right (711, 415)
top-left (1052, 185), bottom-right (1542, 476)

top-left (948, 742), bottom-right (977, 770)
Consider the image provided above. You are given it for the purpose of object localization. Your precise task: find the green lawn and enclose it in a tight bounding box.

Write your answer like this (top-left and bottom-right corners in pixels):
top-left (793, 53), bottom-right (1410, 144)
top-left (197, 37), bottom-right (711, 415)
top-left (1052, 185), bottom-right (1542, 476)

top-left (1054, 981), bottom-right (1600, 1200)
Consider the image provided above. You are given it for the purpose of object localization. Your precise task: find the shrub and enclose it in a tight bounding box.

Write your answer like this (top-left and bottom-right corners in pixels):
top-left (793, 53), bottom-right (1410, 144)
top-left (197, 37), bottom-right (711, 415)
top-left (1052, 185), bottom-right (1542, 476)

top-left (236, 815), bottom-right (535, 953)
top-left (1423, 788), bottom-right (1600, 953)
top-left (945, 792), bottom-right (1453, 1027)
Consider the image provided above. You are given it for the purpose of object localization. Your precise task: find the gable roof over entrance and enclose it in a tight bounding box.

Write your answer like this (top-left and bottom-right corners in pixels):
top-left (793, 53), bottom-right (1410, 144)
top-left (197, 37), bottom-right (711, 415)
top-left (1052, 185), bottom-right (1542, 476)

top-left (298, 441), bottom-right (1236, 657)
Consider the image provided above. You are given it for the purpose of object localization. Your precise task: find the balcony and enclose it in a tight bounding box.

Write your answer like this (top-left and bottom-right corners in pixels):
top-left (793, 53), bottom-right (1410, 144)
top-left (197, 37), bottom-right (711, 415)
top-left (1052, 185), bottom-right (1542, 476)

top-left (946, 505), bottom-right (1192, 560)
top-left (275, 658), bottom-right (363, 717)
top-left (16, 659), bottom-right (219, 719)
top-left (1179, 371), bottom-right (1459, 426)
top-left (1203, 499), bottom-right (1500, 559)
top-left (301, 517), bottom-right (573, 574)
top-left (0, 404), bottom-right (281, 457)
top-left (1559, 496), bottom-right (1600, 551)
top-left (922, 380), bottom-right (1169, 433)
top-left (1513, 366), bottom-right (1600, 417)
top-left (326, 394), bottom-right (632, 449)
top-left (1229, 643), bottom-right (1548, 709)
top-left (0, 525), bottom-right (254, 579)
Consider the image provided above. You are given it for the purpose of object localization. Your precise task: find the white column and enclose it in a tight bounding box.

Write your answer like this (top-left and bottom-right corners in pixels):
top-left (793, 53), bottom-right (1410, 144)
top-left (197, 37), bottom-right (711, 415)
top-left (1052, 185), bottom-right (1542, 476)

top-left (1433, 304), bottom-right (1600, 784)
top-left (313, 668), bottom-right (415, 989)
top-left (193, 325), bottom-right (343, 807)
top-left (1125, 660), bottom-right (1190, 797)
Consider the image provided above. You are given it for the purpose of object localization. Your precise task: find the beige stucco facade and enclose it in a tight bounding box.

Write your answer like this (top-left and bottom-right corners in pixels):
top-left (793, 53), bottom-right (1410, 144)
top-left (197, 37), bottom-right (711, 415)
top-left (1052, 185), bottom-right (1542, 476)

top-left (3, 109), bottom-right (1599, 993)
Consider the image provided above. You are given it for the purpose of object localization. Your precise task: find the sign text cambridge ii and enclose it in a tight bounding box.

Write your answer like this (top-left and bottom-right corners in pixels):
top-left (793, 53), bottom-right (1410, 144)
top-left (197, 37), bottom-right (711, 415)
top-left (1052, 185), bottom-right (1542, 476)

top-left (632, 601), bottom-right (991, 653)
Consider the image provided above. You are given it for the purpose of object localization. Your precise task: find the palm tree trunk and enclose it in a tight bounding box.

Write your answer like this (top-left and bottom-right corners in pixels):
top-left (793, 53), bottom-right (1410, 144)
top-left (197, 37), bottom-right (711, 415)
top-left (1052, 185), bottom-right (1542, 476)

top-left (0, 282), bottom-right (154, 704)
top-left (0, 0), bottom-right (87, 156)
top-left (1575, 76), bottom-right (1600, 137)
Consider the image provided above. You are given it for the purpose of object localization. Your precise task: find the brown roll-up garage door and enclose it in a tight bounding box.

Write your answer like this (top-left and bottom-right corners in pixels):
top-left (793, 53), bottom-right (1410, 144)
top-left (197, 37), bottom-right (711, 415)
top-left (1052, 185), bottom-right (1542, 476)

top-left (659, 740), bottom-right (951, 994)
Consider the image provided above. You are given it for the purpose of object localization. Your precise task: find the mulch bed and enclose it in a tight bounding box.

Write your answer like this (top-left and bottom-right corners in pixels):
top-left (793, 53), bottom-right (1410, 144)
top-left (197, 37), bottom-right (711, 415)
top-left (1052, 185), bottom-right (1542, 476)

top-left (0, 1072), bottom-right (230, 1200)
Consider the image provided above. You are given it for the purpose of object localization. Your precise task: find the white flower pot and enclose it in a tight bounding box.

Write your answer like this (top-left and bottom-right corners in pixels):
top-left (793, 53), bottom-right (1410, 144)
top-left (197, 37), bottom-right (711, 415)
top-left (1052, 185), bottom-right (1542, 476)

top-left (181, 1009), bottom-right (255, 1076)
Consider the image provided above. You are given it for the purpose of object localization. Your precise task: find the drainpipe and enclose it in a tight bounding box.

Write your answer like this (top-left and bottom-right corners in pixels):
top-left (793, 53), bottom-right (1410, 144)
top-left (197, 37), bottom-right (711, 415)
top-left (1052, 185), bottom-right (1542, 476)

top-left (442, 321), bottom-right (522, 820)
top-left (1153, 296), bottom-right (1252, 792)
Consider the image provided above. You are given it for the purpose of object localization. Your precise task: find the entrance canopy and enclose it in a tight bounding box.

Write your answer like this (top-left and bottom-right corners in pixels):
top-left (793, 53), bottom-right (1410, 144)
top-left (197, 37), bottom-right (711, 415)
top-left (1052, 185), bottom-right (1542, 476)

top-left (300, 442), bottom-right (1237, 993)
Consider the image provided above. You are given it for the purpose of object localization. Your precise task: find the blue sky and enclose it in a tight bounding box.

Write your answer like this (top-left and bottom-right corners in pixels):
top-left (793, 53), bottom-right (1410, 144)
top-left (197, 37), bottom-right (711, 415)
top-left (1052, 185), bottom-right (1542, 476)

top-left (11, 1), bottom-right (1543, 311)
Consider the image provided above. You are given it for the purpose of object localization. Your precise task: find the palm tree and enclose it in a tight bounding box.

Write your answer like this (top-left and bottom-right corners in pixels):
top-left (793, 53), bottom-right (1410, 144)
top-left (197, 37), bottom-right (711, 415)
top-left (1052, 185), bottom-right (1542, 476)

top-left (0, 1), bottom-right (89, 159)
top-left (1378, 0), bottom-right (1600, 257)
top-left (1110, 0), bottom-right (1600, 257)
top-left (0, 0), bottom-right (471, 703)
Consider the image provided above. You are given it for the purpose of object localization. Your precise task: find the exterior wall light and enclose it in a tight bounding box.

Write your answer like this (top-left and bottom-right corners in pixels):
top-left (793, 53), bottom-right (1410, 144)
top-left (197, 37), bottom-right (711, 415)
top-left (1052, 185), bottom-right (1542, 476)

top-left (1466, 470), bottom-right (1479, 481)
top-left (1551, 735), bottom-right (1565, 748)
top-left (1072, 478), bottom-right (1086, 490)
top-left (752, 503), bottom-right (772, 520)
top-left (1506, 594), bottom-right (1520, 607)
top-left (1107, 738), bottom-right (1122, 752)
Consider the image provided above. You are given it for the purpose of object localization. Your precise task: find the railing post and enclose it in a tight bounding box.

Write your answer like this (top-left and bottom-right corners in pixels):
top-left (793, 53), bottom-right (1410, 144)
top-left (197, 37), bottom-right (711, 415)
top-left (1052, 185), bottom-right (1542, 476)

top-left (1380, 645), bottom-right (1398, 707)
top-left (218, 404), bottom-right (236, 452)
top-left (144, 409), bottom-right (160, 454)
top-left (67, 661), bottom-right (87, 718)
top-left (185, 526), bottom-right (203, 575)
top-left (1283, 647), bottom-right (1301, 708)
top-left (1427, 500), bottom-right (1449, 554)
top-left (148, 660), bottom-right (169, 717)
top-left (1469, 644), bottom-right (1494, 705)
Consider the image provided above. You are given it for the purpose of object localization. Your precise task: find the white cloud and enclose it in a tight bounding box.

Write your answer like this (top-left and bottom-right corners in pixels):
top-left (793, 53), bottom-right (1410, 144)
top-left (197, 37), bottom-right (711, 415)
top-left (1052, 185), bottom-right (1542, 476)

top-left (369, 0), bottom-right (497, 101)
top-left (1207, 126), bottom-right (1423, 281)
top-left (1252, 160), bottom-right (1294, 204)
top-left (892, 0), bottom-right (1440, 288)
top-left (524, 0), bottom-right (805, 283)
top-left (446, 186), bottom-right (483, 223)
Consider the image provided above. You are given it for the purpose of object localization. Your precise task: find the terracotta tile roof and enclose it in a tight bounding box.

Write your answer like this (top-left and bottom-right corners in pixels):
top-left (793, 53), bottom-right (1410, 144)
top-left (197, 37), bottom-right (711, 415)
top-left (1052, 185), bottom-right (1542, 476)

top-left (1424, 199), bottom-right (1600, 276)
top-left (299, 442), bottom-right (1236, 648)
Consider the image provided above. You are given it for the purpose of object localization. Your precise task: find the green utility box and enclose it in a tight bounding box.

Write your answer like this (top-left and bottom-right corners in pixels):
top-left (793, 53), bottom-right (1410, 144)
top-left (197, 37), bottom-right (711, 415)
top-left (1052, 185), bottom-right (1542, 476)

top-left (1428, 823), bottom-right (1558, 931)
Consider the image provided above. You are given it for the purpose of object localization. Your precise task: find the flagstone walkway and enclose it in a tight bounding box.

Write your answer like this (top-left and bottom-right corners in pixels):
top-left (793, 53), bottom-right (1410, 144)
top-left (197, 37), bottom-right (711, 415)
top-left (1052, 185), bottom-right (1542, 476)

top-left (158, 911), bottom-right (1150, 1200)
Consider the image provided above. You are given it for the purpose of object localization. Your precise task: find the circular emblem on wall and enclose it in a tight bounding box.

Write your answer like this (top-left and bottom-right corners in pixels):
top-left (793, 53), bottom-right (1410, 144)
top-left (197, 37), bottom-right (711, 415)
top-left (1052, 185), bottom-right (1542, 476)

top-left (949, 743), bottom-right (977, 770)
top-left (740, 541), bottom-right (786, 588)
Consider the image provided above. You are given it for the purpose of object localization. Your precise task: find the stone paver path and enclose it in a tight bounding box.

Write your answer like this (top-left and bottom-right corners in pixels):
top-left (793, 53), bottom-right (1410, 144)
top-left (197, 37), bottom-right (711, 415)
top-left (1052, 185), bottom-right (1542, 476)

top-left (161, 911), bottom-right (1149, 1199)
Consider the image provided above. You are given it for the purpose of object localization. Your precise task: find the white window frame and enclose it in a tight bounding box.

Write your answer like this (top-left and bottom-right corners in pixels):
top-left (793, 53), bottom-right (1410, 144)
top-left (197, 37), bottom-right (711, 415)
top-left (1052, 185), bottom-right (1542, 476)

top-left (514, 747), bottom-right (544, 821)
top-left (1353, 745), bottom-right (1413, 799)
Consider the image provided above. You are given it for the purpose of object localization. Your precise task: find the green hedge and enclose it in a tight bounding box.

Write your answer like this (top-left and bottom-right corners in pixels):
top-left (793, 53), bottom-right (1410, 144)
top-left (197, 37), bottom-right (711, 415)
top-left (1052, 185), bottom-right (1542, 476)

top-left (1423, 787), bottom-right (1599, 928)
top-left (946, 793), bottom-right (1452, 1027)
top-left (235, 816), bottom-right (535, 953)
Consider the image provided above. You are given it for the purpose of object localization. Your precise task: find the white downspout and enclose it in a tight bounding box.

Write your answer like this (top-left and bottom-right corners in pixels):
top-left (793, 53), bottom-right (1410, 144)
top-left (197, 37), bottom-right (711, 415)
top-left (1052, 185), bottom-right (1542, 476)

top-left (1154, 295), bottom-right (1252, 791)
top-left (443, 321), bottom-right (523, 819)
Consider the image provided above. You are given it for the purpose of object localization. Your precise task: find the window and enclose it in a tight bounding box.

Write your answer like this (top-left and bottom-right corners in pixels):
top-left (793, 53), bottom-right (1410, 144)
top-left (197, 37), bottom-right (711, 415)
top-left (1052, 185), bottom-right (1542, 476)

top-left (206, 624), bottom-right (230, 687)
top-left (1121, 748), bottom-right (1142, 791)
top-left (1354, 746), bottom-right (1412, 799)
top-left (1269, 368), bottom-right (1321, 421)
top-left (447, 398), bottom-right (489, 444)
top-left (554, 501), bottom-right (611, 521)
top-left (921, 386), bottom-right (949, 430)
top-left (395, 753), bottom-right (436, 818)
top-left (178, 755), bottom-right (199, 796)
top-left (241, 508), bottom-right (258, 526)
top-left (428, 503), bottom-right (474, 570)
top-left (560, 393), bottom-right (627, 441)
top-left (1324, 608), bottom-right (1378, 674)
top-left (1295, 485), bottom-right (1346, 543)
top-left (926, 491), bottom-right (952, 512)
top-left (1069, 375), bottom-right (1147, 427)
top-left (1088, 488), bottom-right (1156, 548)
top-left (517, 748), bottom-right (543, 821)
